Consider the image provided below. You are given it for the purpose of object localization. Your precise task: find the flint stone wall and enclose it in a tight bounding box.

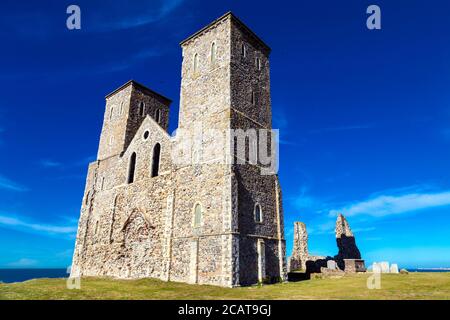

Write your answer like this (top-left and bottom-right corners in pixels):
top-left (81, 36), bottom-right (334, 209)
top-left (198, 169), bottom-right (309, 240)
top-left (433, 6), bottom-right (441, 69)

top-left (71, 13), bottom-right (286, 287)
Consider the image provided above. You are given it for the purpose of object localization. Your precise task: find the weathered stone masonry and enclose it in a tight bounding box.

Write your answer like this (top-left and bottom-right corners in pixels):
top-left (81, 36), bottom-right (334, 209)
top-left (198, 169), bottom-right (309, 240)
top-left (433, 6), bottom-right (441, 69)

top-left (71, 12), bottom-right (287, 287)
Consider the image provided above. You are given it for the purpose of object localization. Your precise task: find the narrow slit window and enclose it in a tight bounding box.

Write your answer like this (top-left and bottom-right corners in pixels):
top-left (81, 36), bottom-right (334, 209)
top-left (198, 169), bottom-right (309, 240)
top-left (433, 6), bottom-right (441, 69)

top-left (193, 53), bottom-right (199, 74)
top-left (127, 152), bottom-right (137, 184)
top-left (251, 90), bottom-right (256, 105)
top-left (139, 102), bottom-right (145, 117)
top-left (241, 43), bottom-right (246, 58)
top-left (254, 204), bottom-right (262, 223)
top-left (211, 42), bottom-right (216, 64)
top-left (256, 57), bottom-right (261, 70)
top-left (155, 109), bottom-right (161, 123)
top-left (109, 107), bottom-right (114, 120)
top-left (151, 143), bottom-right (161, 177)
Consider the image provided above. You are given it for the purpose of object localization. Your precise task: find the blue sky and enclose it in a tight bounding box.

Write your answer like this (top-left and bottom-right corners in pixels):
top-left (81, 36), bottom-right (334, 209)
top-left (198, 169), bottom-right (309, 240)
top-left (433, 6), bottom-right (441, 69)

top-left (0, 0), bottom-right (450, 269)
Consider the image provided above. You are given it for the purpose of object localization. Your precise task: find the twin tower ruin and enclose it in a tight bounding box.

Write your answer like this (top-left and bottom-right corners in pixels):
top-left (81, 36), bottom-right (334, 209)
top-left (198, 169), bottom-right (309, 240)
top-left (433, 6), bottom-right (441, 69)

top-left (71, 12), bottom-right (287, 287)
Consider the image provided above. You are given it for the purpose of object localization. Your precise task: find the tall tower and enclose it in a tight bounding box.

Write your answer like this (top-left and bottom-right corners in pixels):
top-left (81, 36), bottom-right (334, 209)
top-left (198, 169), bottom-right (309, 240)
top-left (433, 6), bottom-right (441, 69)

top-left (179, 12), bottom-right (286, 285)
top-left (97, 80), bottom-right (171, 160)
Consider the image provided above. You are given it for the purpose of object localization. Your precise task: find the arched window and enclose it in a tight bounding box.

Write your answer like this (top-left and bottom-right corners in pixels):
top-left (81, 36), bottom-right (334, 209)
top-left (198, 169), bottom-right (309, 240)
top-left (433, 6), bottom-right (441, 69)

top-left (155, 109), bottom-right (161, 123)
top-left (127, 152), bottom-right (137, 184)
top-left (193, 53), bottom-right (199, 74)
top-left (119, 102), bottom-right (124, 116)
top-left (109, 107), bottom-right (114, 120)
top-left (251, 90), bottom-right (256, 105)
top-left (151, 143), bottom-right (161, 177)
top-left (193, 203), bottom-right (202, 227)
top-left (139, 102), bottom-right (145, 117)
top-left (211, 42), bottom-right (216, 64)
top-left (254, 203), bottom-right (262, 223)
top-left (241, 43), bottom-right (247, 58)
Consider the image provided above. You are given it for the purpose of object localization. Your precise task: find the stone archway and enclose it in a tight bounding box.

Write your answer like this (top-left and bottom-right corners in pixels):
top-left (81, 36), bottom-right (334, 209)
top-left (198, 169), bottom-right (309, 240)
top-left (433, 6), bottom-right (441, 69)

top-left (122, 210), bottom-right (151, 278)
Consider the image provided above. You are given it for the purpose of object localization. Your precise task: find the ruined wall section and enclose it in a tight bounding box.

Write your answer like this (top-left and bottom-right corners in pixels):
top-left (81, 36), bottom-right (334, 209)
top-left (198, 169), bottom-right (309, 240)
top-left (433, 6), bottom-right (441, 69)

top-left (288, 222), bottom-right (309, 271)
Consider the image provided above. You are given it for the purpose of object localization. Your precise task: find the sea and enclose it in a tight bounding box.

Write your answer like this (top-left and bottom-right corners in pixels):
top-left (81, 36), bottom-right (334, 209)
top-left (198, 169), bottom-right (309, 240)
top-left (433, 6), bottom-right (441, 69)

top-left (0, 269), bottom-right (68, 284)
top-left (0, 268), bottom-right (449, 284)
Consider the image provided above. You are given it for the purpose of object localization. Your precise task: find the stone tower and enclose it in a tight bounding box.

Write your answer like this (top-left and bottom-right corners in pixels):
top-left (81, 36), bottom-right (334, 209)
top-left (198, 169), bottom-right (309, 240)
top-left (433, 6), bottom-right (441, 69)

top-left (71, 12), bottom-right (286, 287)
top-left (97, 81), bottom-right (171, 160)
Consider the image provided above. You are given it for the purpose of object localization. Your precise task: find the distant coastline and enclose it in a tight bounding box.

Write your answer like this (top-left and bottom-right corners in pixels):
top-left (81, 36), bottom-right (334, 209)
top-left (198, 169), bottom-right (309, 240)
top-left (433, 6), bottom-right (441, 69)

top-left (0, 268), bottom-right (67, 284)
top-left (407, 268), bottom-right (450, 272)
top-left (417, 267), bottom-right (450, 271)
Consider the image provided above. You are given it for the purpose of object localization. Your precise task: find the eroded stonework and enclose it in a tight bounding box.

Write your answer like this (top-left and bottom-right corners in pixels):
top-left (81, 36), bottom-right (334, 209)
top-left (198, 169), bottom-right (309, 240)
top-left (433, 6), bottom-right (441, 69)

top-left (70, 12), bottom-right (287, 287)
top-left (288, 213), bottom-right (365, 274)
top-left (334, 213), bottom-right (362, 270)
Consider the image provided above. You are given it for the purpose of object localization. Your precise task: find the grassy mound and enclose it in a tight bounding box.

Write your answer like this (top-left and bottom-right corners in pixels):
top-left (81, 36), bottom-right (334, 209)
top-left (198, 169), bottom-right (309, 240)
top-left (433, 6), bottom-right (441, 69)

top-left (0, 272), bottom-right (449, 300)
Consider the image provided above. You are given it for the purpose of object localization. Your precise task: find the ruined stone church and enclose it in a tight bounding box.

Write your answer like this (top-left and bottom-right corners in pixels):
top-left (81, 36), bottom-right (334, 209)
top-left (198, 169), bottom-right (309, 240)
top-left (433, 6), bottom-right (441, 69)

top-left (70, 12), bottom-right (287, 287)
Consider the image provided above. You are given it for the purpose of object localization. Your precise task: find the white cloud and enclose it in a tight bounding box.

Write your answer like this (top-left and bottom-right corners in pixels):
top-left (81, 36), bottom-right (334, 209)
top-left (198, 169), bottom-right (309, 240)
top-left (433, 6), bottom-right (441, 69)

top-left (330, 189), bottom-right (450, 217)
top-left (7, 258), bottom-right (38, 268)
top-left (292, 185), bottom-right (320, 209)
top-left (0, 175), bottom-right (28, 192)
top-left (94, 0), bottom-right (184, 32)
top-left (39, 159), bottom-right (62, 168)
top-left (0, 214), bottom-right (77, 236)
top-left (309, 124), bottom-right (374, 135)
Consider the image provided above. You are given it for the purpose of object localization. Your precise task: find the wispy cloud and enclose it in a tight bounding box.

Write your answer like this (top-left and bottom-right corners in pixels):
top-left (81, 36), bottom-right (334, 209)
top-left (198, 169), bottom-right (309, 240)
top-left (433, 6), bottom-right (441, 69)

top-left (0, 214), bottom-right (77, 236)
top-left (309, 124), bottom-right (374, 135)
top-left (293, 185), bottom-right (320, 209)
top-left (7, 258), bottom-right (38, 268)
top-left (39, 159), bottom-right (62, 168)
top-left (92, 0), bottom-right (184, 32)
top-left (0, 175), bottom-right (28, 192)
top-left (91, 48), bottom-right (164, 74)
top-left (39, 155), bottom-right (95, 169)
top-left (329, 188), bottom-right (450, 218)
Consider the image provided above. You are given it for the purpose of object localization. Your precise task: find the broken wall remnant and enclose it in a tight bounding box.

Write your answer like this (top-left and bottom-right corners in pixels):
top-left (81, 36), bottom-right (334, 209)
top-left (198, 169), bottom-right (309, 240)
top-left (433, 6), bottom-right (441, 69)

top-left (334, 213), bottom-right (363, 271)
top-left (288, 222), bottom-right (309, 271)
top-left (288, 213), bottom-right (366, 275)
top-left (287, 222), bottom-right (330, 273)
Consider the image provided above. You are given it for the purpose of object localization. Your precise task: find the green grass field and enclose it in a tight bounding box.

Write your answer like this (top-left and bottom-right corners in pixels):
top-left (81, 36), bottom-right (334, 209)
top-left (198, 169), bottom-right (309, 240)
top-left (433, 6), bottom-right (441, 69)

top-left (1, 273), bottom-right (449, 300)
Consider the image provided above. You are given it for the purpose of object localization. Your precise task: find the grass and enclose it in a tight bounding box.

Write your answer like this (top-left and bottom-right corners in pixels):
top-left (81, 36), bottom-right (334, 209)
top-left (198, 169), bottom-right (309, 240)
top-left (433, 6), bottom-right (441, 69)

top-left (0, 273), bottom-right (449, 300)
